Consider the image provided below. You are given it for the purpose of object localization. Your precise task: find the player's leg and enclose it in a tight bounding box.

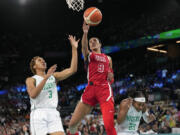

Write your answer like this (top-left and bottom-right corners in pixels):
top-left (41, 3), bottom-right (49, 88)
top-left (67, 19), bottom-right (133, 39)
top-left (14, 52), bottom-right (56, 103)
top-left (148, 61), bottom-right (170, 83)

top-left (97, 83), bottom-right (117, 135)
top-left (30, 110), bottom-right (48, 135)
top-left (48, 110), bottom-right (65, 135)
top-left (69, 85), bottom-right (96, 134)
top-left (100, 98), bottom-right (117, 135)
top-left (69, 101), bottom-right (93, 134)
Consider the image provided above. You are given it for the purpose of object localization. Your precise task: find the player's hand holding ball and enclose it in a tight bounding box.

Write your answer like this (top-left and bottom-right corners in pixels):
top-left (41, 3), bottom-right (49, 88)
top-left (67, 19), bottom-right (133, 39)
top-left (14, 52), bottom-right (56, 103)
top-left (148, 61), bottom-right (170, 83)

top-left (83, 7), bottom-right (102, 26)
top-left (82, 21), bottom-right (90, 33)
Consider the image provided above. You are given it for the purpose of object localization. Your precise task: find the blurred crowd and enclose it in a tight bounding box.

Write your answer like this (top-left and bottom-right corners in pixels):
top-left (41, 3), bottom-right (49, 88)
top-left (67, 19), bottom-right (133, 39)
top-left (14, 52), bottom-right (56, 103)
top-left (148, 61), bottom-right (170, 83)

top-left (62, 100), bottom-right (180, 134)
top-left (0, 102), bottom-right (30, 135)
top-left (138, 101), bottom-right (180, 134)
top-left (1, 99), bottom-right (180, 135)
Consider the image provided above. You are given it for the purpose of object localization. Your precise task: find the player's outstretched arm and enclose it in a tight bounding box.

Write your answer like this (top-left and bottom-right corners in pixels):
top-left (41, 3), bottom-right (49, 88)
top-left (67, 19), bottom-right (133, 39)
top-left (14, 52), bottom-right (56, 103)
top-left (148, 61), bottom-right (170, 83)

top-left (26, 64), bottom-right (57, 99)
top-left (117, 98), bottom-right (132, 124)
top-left (54, 35), bottom-right (79, 82)
top-left (81, 21), bottom-right (90, 61)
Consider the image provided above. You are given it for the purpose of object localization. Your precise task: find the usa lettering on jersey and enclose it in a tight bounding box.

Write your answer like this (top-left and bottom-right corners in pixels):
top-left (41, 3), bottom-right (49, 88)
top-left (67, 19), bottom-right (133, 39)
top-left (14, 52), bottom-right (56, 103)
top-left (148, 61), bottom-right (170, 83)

top-left (95, 55), bottom-right (106, 62)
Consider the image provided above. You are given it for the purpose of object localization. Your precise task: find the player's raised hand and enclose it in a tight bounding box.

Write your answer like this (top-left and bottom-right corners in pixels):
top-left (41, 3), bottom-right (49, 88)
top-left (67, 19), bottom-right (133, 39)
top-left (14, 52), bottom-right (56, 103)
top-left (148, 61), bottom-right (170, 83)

top-left (149, 113), bottom-right (156, 121)
top-left (83, 21), bottom-right (90, 33)
top-left (129, 98), bottom-right (133, 107)
top-left (45, 64), bottom-right (57, 79)
top-left (68, 35), bottom-right (80, 49)
top-left (125, 98), bottom-right (133, 109)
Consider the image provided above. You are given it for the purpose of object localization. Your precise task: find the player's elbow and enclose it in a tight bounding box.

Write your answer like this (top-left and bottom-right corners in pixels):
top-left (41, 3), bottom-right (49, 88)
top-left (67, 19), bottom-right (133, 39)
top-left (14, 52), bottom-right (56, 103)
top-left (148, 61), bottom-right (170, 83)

top-left (72, 68), bottom-right (77, 74)
top-left (117, 115), bottom-right (125, 125)
top-left (69, 67), bottom-right (77, 75)
top-left (72, 66), bottom-right (77, 73)
top-left (74, 65), bottom-right (78, 72)
top-left (29, 93), bottom-right (37, 99)
top-left (117, 118), bottom-right (121, 124)
top-left (74, 68), bottom-right (77, 73)
top-left (117, 118), bottom-right (122, 125)
top-left (28, 91), bottom-right (37, 99)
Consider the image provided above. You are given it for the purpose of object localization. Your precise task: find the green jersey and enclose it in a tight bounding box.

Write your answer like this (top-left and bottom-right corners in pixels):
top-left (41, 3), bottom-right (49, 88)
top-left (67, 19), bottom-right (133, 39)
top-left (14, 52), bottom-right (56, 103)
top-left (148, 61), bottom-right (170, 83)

top-left (116, 105), bottom-right (142, 133)
top-left (30, 75), bottom-right (58, 110)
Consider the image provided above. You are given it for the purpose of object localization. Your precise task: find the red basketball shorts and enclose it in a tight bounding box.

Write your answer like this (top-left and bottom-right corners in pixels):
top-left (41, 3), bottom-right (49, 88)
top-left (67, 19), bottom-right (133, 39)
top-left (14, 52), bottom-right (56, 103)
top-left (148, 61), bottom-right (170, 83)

top-left (81, 82), bottom-right (114, 106)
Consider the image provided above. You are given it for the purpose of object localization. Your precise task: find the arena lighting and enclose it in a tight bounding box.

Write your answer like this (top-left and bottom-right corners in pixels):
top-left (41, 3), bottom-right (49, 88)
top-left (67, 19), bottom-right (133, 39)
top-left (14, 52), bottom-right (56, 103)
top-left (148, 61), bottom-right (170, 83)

top-left (147, 47), bottom-right (167, 54)
top-left (150, 44), bottom-right (165, 49)
top-left (147, 44), bottom-right (167, 54)
top-left (57, 85), bottom-right (61, 91)
top-left (76, 83), bottom-right (87, 91)
top-left (19, 0), bottom-right (28, 5)
top-left (176, 40), bottom-right (180, 43)
top-left (0, 90), bottom-right (7, 95)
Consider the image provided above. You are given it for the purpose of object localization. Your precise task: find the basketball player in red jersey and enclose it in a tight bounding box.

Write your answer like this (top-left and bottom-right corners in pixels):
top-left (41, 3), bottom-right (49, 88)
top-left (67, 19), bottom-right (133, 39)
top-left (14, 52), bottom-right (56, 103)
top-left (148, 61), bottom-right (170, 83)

top-left (68, 22), bottom-right (117, 135)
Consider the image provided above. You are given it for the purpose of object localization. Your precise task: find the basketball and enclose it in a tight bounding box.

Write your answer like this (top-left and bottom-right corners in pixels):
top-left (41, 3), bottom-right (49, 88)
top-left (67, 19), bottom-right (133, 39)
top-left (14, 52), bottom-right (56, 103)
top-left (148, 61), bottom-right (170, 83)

top-left (83, 7), bottom-right (102, 26)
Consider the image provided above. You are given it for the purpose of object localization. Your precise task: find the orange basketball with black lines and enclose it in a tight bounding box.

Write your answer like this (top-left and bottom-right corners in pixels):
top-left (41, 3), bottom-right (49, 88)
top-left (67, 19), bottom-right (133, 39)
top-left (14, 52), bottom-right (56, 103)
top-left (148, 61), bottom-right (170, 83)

top-left (83, 7), bottom-right (102, 26)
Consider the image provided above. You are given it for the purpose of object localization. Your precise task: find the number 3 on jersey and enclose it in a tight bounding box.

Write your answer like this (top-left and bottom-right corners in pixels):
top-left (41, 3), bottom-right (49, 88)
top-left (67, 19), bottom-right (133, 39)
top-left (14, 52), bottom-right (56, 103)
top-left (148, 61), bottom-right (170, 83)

top-left (98, 63), bottom-right (104, 73)
top-left (48, 90), bottom-right (52, 98)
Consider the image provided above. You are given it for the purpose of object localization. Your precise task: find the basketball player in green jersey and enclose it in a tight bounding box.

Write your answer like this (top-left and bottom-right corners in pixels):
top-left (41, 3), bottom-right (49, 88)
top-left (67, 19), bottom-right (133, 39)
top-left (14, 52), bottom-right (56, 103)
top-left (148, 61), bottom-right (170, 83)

top-left (26, 35), bottom-right (79, 135)
top-left (116, 90), bottom-right (156, 135)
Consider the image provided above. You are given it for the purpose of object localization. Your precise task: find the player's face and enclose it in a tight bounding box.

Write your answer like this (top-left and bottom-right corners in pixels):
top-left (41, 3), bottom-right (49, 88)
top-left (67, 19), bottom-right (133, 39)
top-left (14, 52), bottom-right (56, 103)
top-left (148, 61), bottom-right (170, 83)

top-left (133, 101), bottom-right (145, 112)
top-left (34, 57), bottom-right (47, 70)
top-left (89, 37), bottom-right (101, 51)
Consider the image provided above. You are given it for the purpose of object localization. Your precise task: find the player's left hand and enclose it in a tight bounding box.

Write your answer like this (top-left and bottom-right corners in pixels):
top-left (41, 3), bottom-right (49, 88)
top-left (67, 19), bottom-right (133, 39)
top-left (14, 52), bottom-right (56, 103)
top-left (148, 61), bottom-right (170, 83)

top-left (149, 113), bottom-right (156, 121)
top-left (45, 64), bottom-right (57, 79)
top-left (107, 72), bottom-right (114, 82)
top-left (68, 35), bottom-right (80, 49)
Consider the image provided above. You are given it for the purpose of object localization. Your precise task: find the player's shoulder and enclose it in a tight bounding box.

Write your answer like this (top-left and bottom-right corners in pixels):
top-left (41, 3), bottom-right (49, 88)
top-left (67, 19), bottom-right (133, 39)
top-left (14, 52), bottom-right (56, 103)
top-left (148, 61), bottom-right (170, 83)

top-left (26, 77), bottom-right (35, 83)
top-left (26, 76), bottom-right (33, 81)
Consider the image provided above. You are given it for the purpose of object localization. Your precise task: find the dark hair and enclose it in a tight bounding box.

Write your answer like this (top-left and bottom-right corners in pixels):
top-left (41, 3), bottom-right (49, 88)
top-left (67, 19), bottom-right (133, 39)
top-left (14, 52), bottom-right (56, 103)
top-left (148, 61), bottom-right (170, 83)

top-left (127, 87), bottom-right (148, 100)
top-left (30, 56), bottom-right (40, 75)
top-left (89, 37), bottom-right (102, 45)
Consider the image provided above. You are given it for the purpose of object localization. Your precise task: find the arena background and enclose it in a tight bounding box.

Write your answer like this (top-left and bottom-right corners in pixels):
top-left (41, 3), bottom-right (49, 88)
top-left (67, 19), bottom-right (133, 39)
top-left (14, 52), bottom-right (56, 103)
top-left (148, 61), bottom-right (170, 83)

top-left (0, 0), bottom-right (180, 134)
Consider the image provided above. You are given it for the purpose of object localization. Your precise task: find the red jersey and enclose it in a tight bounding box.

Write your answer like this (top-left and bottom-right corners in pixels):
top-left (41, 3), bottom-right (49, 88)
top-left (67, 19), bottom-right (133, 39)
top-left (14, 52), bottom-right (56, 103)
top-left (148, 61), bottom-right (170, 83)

top-left (87, 52), bottom-right (110, 84)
